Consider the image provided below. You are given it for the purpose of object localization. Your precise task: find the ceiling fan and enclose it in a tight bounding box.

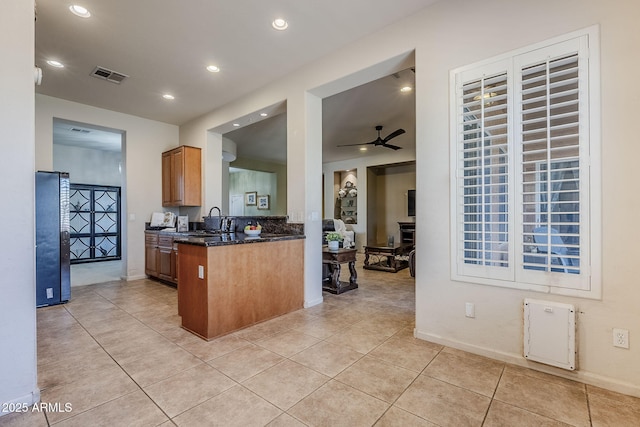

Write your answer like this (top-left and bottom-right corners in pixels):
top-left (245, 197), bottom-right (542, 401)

top-left (337, 125), bottom-right (405, 150)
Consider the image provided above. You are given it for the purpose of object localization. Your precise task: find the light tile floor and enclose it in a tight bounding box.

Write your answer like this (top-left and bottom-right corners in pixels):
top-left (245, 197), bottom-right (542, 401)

top-left (3, 257), bottom-right (640, 426)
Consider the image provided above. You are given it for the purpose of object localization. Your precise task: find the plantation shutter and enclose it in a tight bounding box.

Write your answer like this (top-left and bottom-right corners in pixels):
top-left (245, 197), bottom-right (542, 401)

top-left (454, 61), bottom-right (513, 282)
top-left (452, 29), bottom-right (599, 297)
top-left (515, 37), bottom-right (590, 291)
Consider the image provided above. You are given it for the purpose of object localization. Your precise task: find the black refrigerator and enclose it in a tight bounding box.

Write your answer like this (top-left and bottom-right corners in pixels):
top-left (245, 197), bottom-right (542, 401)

top-left (35, 171), bottom-right (71, 307)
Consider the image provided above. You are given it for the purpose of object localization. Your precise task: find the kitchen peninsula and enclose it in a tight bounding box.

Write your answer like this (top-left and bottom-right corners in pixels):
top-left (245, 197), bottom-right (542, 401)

top-left (176, 231), bottom-right (304, 340)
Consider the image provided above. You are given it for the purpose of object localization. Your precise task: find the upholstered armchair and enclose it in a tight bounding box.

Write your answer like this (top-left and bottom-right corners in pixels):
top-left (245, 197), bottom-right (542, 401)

top-left (322, 219), bottom-right (355, 248)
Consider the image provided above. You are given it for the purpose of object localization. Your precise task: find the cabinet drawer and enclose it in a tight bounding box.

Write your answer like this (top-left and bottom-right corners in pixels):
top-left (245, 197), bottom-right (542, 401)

top-left (145, 233), bottom-right (159, 245)
top-left (158, 235), bottom-right (174, 248)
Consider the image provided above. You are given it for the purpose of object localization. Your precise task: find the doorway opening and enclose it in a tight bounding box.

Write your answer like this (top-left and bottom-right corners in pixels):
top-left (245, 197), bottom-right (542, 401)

top-left (52, 118), bottom-right (125, 286)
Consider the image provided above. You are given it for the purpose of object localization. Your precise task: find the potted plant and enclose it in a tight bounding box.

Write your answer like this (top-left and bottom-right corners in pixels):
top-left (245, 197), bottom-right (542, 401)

top-left (325, 231), bottom-right (343, 250)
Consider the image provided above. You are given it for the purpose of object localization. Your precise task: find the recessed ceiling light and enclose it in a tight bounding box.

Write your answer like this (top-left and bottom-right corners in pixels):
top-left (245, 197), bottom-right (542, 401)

top-left (260, 113), bottom-right (268, 117)
top-left (46, 60), bottom-right (64, 68)
top-left (400, 86), bottom-right (412, 93)
top-left (272, 18), bottom-right (288, 30)
top-left (206, 65), bottom-right (220, 73)
top-left (359, 147), bottom-right (368, 152)
top-left (162, 94), bottom-right (175, 100)
top-left (233, 123), bottom-right (240, 127)
top-left (69, 5), bottom-right (91, 18)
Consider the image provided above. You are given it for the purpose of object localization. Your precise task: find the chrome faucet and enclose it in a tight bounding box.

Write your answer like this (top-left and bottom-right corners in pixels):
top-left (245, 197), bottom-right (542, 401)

top-left (208, 206), bottom-right (222, 230)
top-left (208, 206), bottom-right (221, 218)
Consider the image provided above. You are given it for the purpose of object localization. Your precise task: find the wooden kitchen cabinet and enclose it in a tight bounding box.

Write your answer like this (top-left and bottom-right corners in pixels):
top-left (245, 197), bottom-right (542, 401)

top-left (157, 235), bottom-right (175, 282)
top-left (162, 145), bottom-right (201, 207)
top-left (145, 231), bottom-right (178, 285)
top-left (144, 232), bottom-right (159, 277)
top-left (178, 239), bottom-right (304, 340)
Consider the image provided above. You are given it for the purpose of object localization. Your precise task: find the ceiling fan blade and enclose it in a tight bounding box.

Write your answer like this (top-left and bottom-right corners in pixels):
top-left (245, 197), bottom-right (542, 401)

top-left (336, 141), bottom-right (375, 147)
top-left (383, 128), bottom-right (406, 142)
top-left (382, 143), bottom-right (402, 150)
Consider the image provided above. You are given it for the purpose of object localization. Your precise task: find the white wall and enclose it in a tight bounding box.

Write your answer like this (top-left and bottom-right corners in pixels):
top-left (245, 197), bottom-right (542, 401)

top-left (53, 145), bottom-right (122, 187)
top-left (411, 0), bottom-right (640, 396)
top-left (0, 0), bottom-right (39, 412)
top-left (36, 95), bottom-right (179, 280)
top-left (180, 0), bottom-right (640, 396)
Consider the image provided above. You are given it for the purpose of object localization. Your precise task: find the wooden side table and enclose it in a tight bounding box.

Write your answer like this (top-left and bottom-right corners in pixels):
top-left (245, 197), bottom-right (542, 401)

top-left (322, 247), bottom-right (357, 294)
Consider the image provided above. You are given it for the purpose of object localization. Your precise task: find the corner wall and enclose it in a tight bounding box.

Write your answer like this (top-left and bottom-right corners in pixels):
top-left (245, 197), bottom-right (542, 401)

top-left (0, 0), bottom-right (39, 412)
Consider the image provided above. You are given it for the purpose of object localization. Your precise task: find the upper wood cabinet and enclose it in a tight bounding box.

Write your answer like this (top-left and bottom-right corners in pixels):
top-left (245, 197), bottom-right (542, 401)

top-left (162, 146), bottom-right (201, 207)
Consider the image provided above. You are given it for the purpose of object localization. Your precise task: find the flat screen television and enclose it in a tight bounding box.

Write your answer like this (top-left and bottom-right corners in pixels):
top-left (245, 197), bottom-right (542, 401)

top-left (408, 189), bottom-right (416, 217)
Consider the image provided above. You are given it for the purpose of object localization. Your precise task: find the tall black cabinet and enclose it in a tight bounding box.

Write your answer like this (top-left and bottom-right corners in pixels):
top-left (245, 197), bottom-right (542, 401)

top-left (35, 171), bottom-right (71, 307)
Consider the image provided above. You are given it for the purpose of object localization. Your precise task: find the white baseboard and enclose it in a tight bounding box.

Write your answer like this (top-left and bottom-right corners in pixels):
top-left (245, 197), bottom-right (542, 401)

top-left (304, 296), bottom-right (323, 308)
top-left (123, 274), bottom-right (147, 281)
top-left (0, 388), bottom-right (40, 417)
top-left (414, 329), bottom-right (640, 399)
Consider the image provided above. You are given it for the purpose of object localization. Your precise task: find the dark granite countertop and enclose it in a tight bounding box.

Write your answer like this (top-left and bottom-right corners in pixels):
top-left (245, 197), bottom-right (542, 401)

top-left (173, 232), bottom-right (305, 247)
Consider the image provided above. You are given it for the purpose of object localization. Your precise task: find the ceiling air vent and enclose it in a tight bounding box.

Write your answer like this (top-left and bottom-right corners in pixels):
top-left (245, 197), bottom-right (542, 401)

top-left (91, 66), bottom-right (128, 84)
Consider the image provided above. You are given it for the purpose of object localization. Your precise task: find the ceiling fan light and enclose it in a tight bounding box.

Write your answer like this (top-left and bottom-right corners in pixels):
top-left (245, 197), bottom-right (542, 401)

top-left (206, 65), bottom-right (220, 73)
top-left (473, 92), bottom-right (497, 101)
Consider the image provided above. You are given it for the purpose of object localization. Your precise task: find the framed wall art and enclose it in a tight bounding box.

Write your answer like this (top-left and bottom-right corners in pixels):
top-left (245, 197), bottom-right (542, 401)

top-left (257, 195), bottom-right (270, 210)
top-left (245, 191), bottom-right (257, 206)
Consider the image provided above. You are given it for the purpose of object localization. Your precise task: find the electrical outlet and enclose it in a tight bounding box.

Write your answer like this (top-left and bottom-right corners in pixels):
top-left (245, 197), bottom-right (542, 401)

top-left (613, 328), bottom-right (629, 349)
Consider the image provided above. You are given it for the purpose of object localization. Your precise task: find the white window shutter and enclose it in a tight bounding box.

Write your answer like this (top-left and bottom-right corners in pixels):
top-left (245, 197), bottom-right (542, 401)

top-left (451, 27), bottom-right (600, 298)
top-left (453, 61), bottom-right (513, 282)
top-left (514, 37), bottom-right (590, 291)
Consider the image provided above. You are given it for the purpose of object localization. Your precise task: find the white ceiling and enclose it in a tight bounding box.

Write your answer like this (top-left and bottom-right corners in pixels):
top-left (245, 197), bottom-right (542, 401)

top-left (39, 0), bottom-right (425, 162)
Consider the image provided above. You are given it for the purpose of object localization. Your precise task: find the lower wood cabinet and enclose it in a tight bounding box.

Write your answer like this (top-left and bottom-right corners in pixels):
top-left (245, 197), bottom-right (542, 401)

top-left (145, 231), bottom-right (178, 285)
top-left (178, 239), bottom-right (304, 340)
top-left (145, 232), bottom-right (159, 277)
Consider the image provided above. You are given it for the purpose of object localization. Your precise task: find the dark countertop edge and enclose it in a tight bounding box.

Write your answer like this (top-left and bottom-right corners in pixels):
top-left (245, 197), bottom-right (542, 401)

top-left (175, 234), bottom-right (306, 247)
top-left (201, 215), bottom-right (288, 220)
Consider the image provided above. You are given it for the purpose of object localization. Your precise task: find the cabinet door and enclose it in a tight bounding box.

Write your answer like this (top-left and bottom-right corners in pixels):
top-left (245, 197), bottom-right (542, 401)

top-left (172, 149), bottom-right (184, 205)
top-left (145, 244), bottom-right (159, 276)
top-left (158, 247), bottom-right (173, 280)
top-left (162, 146), bottom-right (201, 207)
top-left (162, 152), bottom-right (172, 206)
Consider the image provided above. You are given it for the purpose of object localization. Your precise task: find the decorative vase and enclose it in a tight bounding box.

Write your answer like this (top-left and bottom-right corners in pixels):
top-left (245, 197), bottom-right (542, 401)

top-left (328, 240), bottom-right (340, 250)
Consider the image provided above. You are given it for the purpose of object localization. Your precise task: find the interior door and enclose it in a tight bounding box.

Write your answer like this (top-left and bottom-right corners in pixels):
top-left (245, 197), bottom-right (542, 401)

top-left (230, 194), bottom-right (244, 216)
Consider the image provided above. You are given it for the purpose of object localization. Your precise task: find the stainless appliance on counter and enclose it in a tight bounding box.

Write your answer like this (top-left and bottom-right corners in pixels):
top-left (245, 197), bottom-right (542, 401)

top-left (35, 171), bottom-right (71, 307)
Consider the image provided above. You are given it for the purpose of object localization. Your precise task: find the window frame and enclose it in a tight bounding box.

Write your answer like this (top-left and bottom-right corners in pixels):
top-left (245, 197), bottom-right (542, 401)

top-left (449, 26), bottom-right (601, 299)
